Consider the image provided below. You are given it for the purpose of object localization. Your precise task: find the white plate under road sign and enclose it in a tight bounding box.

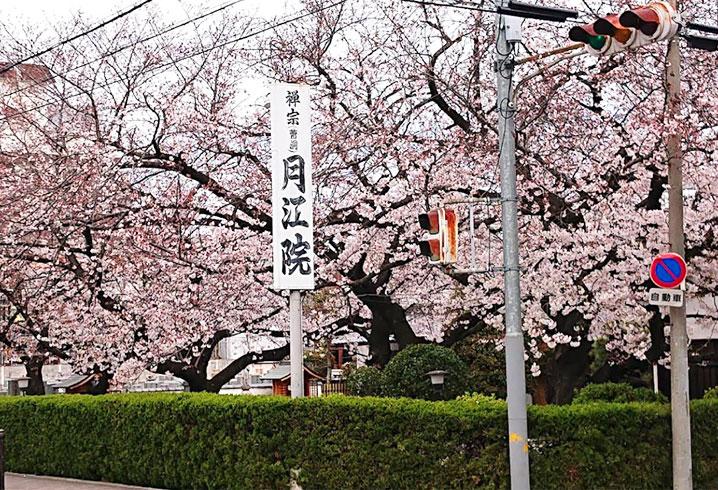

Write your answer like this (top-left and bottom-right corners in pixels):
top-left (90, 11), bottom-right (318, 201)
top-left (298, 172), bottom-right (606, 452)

top-left (648, 288), bottom-right (684, 307)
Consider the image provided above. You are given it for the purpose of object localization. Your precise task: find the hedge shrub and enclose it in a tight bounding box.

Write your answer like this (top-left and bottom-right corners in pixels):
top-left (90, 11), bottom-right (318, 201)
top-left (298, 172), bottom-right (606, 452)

top-left (0, 394), bottom-right (717, 489)
top-left (704, 386), bottom-right (718, 399)
top-left (573, 382), bottom-right (668, 404)
top-left (382, 344), bottom-right (470, 400)
top-left (345, 366), bottom-right (384, 396)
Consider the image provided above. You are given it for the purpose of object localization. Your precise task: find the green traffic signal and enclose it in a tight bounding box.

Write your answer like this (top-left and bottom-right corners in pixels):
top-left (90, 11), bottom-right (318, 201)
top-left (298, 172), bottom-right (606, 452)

top-left (569, 24), bottom-right (607, 51)
top-left (588, 35), bottom-right (607, 50)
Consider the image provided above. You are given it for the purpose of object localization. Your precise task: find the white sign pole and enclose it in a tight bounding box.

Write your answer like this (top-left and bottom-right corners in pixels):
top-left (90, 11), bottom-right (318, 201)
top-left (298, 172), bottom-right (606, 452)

top-left (289, 290), bottom-right (303, 398)
top-left (271, 83), bottom-right (313, 398)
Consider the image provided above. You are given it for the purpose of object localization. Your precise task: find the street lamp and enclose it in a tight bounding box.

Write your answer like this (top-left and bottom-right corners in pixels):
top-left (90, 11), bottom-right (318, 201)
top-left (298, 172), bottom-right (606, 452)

top-left (426, 370), bottom-right (448, 398)
top-left (389, 335), bottom-right (399, 353)
top-left (16, 377), bottom-right (30, 396)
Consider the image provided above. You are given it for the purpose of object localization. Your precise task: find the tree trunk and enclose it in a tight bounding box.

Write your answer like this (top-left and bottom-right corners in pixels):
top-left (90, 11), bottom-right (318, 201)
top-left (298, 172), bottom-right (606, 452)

top-left (546, 340), bottom-right (594, 404)
top-left (532, 375), bottom-right (549, 405)
top-left (23, 355), bottom-right (45, 395)
top-left (172, 367), bottom-right (209, 392)
top-left (207, 344), bottom-right (290, 392)
top-left (156, 343), bottom-right (291, 393)
top-left (533, 309), bottom-right (594, 404)
top-left (347, 254), bottom-right (421, 366)
top-left (363, 297), bottom-right (421, 366)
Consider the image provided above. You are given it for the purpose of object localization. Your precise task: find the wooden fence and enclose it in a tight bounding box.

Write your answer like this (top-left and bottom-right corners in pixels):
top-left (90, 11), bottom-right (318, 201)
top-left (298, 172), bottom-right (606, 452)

top-left (309, 380), bottom-right (347, 397)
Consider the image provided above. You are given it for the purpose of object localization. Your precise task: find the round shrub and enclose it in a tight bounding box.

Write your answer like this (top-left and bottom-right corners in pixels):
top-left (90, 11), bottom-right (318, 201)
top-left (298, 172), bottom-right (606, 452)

top-left (703, 386), bottom-right (718, 399)
top-left (345, 366), bottom-right (384, 396)
top-left (573, 382), bottom-right (668, 404)
top-left (382, 344), bottom-right (470, 400)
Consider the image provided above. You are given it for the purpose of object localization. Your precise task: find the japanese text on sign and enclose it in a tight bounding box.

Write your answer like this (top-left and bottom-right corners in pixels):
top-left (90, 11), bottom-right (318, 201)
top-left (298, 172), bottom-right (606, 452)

top-left (272, 84), bottom-right (314, 290)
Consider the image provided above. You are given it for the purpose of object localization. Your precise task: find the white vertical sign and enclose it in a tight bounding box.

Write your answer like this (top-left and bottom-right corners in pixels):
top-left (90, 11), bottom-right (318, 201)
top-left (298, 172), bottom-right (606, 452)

top-left (271, 83), bottom-right (314, 290)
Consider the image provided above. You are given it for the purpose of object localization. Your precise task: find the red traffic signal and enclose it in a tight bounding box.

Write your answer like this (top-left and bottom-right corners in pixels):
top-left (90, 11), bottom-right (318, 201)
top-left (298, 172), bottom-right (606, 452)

top-left (418, 210), bottom-right (440, 234)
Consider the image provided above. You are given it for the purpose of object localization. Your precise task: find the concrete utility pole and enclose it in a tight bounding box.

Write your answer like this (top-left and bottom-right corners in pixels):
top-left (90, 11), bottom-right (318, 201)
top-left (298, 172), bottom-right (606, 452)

top-left (495, 7), bottom-right (530, 489)
top-left (289, 291), bottom-right (304, 398)
top-left (665, 0), bottom-right (692, 487)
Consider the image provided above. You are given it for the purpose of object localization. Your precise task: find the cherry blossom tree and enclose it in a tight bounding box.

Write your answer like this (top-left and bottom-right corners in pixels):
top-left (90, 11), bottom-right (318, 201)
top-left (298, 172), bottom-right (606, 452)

top-left (0, 0), bottom-right (715, 402)
top-left (242, 0), bottom-right (718, 402)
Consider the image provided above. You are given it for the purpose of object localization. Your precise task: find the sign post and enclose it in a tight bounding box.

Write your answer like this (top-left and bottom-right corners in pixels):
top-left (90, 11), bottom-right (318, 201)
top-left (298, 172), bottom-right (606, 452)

top-left (271, 83), bottom-right (314, 398)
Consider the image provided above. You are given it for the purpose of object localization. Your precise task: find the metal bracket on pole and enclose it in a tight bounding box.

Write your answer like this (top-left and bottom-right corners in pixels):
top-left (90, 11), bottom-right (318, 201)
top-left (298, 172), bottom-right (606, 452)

top-left (439, 196), bottom-right (502, 206)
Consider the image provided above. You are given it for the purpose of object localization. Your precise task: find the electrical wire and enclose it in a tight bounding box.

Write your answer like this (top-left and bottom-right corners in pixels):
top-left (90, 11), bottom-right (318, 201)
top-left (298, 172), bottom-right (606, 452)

top-left (0, 0), bottom-right (250, 102)
top-left (402, 0), bottom-right (589, 25)
top-left (0, 0), bottom-right (347, 124)
top-left (0, 0), bottom-right (155, 76)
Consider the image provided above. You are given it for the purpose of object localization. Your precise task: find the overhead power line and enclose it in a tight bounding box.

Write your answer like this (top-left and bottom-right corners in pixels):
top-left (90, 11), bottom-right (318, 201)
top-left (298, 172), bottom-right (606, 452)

top-left (0, 0), bottom-right (155, 76)
top-left (0, 0), bottom-right (347, 124)
top-left (402, 0), bottom-right (584, 23)
top-left (1, 0), bottom-right (250, 102)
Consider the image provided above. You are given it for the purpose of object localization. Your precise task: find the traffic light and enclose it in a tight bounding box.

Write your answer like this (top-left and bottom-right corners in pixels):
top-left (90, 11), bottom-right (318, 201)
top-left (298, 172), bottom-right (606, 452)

top-left (418, 208), bottom-right (458, 264)
top-left (569, 1), bottom-right (680, 56)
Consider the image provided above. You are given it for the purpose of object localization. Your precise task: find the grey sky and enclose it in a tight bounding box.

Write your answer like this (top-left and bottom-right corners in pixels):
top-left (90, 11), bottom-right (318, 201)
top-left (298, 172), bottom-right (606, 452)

top-left (0, 0), bottom-right (300, 44)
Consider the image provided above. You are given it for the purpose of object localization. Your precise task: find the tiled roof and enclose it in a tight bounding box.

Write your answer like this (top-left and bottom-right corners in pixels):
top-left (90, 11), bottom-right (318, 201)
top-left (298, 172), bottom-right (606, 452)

top-left (53, 374), bottom-right (92, 389)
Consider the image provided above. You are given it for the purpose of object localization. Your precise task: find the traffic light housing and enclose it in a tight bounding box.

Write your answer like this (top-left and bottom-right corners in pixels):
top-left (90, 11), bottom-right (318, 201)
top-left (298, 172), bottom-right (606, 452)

top-left (569, 1), bottom-right (680, 56)
top-left (418, 209), bottom-right (440, 234)
top-left (418, 208), bottom-right (458, 264)
top-left (619, 6), bottom-right (661, 36)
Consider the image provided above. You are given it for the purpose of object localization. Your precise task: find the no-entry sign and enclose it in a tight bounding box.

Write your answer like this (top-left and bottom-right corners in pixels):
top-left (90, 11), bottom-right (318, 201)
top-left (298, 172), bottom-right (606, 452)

top-left (650, 253), bottom-right (687, 289)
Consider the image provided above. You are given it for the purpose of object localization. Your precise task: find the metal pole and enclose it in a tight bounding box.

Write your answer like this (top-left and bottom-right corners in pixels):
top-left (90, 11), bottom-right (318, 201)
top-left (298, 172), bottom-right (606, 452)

top-left (665, 1), bottom-right (692, 487)
top-left (289, 290), bottom-right (304, 398)
top-left (0, 429), bottom-right (5, 490)
top-left (495, 10), bottom-right (530, 490)
top-left (469, 205), bottom-right (476, 269)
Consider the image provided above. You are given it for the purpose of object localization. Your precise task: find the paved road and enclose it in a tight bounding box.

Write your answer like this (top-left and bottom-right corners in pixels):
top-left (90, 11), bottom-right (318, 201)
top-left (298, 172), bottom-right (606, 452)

top-left (4, 473), bottom-right (163, 490)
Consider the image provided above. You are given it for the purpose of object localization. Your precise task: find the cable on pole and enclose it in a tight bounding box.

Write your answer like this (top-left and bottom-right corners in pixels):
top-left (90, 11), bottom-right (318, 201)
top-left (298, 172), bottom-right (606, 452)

top-left (0, 0), bottom-right (155, 76)
top-left (0, 0), bottom-right (347, 124)
top-left (0, 0), bottom-right (250, 102)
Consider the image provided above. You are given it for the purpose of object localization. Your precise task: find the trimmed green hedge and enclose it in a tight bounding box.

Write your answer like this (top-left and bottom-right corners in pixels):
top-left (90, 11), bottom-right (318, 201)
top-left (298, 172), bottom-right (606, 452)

top-left (573, 382), bottom-right (668, 404)
top-left (0, 394), bottom-right (717, 489)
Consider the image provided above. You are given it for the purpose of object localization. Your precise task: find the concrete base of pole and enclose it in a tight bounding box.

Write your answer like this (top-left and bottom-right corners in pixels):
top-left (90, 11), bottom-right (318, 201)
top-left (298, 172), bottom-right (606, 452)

top-left (289, 291), bottom-right (304, 398)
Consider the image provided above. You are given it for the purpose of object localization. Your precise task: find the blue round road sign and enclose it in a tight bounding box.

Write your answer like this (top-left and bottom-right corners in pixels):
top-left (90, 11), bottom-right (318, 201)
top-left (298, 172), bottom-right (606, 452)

top-left (650, 253), bottom-right (687, 289)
